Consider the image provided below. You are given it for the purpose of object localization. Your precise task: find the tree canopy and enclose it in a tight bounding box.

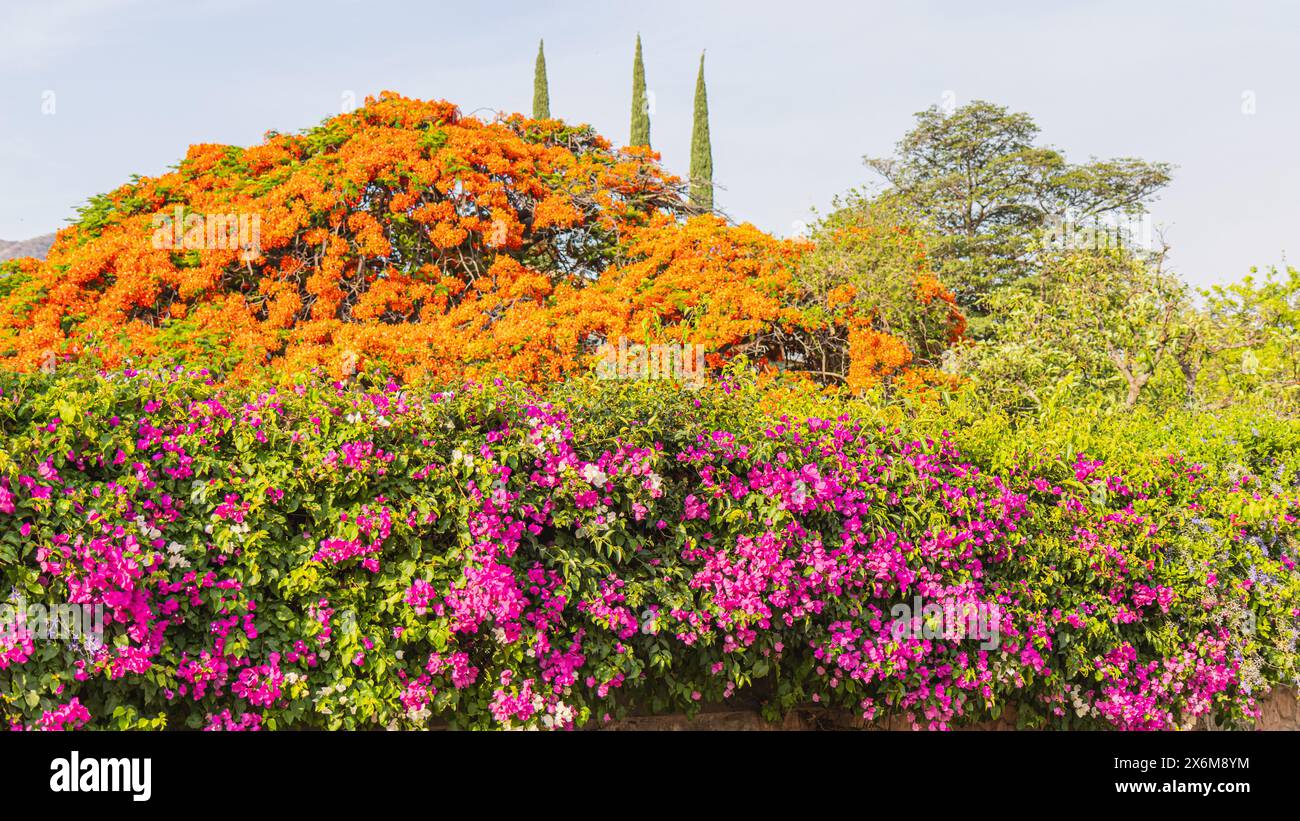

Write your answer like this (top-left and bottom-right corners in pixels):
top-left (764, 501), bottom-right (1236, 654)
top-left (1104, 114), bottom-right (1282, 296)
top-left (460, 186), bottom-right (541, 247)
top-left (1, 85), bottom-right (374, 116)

top-left (866, 100), bottom-right (1173, 327)
top-left (0, 92), bottom-right (959, 395)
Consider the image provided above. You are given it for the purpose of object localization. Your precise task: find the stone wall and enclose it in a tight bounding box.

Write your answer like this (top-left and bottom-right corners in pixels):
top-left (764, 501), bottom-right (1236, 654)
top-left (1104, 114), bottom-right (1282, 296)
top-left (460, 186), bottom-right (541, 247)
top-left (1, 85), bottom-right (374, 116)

top-left (1250, 686), bottom-right (1299, 730)
top-left (598, 687), bottom-right (1300, 731)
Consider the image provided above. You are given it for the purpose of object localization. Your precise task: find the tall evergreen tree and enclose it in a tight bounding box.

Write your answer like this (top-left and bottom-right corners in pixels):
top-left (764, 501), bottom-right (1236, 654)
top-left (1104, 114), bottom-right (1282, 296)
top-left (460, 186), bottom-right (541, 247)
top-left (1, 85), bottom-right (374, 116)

top-left (532, 39), bottom-right (550, 120)
top-left (689, 52), bottom-right (714, 211)
top-left (630, 34), bottom-right (650, 147)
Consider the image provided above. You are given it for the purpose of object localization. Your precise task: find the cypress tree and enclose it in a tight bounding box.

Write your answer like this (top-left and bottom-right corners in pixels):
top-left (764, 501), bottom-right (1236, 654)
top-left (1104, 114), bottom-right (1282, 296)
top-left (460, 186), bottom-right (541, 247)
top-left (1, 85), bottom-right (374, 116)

top-left (630, 34), bottom-right (651, 147)
top-left (533, 40), bottom-right (550, 120)
top-left (689, 52), bottom-right (714, 212)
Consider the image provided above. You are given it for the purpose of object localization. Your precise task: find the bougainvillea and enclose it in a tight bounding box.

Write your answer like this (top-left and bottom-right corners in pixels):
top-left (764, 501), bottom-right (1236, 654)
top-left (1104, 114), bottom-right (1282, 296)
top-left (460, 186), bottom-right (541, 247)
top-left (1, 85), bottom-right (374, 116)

top-left (0, 367), bottom-right (1295, 730)
top-left (0, 94), bottom-right (958, 394)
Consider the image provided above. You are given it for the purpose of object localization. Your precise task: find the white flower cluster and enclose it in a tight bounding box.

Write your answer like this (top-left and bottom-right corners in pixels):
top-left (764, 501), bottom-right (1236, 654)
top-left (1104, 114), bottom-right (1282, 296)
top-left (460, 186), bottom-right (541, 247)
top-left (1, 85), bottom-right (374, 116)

top-left (526, 417), bottom-right (565, 455)
top-left (580, 463), bottom-right (607, 487)
top-left (541, 700), bottom-right (576, 729)
top-left (165, 541), bottom-right (190, 569)
top-left (1066, 683), bottom-right (1099, 719)
top-left (133, 515), bottom-right (163, 542)
top-left (204, 520), bottom-right (252, 541)
top-left (405, 705), bottom-right (431, 724)
top-left (132, 515), bottom-right (195, 568)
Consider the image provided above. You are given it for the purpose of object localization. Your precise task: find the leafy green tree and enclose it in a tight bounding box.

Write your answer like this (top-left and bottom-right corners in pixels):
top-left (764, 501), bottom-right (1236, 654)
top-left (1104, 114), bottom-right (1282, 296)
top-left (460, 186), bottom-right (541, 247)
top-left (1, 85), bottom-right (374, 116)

top-left (1190, 267), bottom-right (1300, 411)
top-left (533, 39), bottom-right (550, 119)
top-left (630, 34), bottom-right (650, 147)
top-left (786, 194), bottom-right (954, 374)
top-left (689, 52), bottom-right (713, 212)
top-left (866, 101), bottom-right (1173, 325)
top-left (956, 246), bottom-right (1191, 411)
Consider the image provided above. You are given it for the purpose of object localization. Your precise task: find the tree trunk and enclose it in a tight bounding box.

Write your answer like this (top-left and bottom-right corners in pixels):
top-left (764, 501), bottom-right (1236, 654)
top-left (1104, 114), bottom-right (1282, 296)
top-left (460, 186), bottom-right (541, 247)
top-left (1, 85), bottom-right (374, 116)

top-left (1125, 374), bottom-right (1146, 407)
top-left (1179, 358), bottom-right (1199, 405)
top-left (1109, 350), bottom-right (1150, 408)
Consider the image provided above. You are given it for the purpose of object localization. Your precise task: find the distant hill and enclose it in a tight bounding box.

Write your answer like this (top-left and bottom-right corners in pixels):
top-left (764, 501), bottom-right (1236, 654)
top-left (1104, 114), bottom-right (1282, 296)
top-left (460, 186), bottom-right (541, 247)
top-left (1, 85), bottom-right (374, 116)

top-left (0, 233), bottom-right (56, 262)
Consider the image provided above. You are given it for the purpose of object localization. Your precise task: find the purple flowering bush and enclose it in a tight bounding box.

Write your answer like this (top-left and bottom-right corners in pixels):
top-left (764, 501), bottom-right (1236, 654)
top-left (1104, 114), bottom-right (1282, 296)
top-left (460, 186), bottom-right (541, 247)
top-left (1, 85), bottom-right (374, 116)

top-left (0, 367), bottom-right (1297, 730)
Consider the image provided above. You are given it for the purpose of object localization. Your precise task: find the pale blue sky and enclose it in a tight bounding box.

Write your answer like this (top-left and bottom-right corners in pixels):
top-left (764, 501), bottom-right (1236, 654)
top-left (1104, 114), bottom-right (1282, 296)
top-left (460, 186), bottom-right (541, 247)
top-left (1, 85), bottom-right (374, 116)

top-left (1, 0), bottom-right (1296, 288)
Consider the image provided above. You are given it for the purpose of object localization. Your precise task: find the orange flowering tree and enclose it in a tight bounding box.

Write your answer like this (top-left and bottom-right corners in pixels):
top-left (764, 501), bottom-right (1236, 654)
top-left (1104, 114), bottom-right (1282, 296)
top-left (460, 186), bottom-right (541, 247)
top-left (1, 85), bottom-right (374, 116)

top-left (550, 213), bottom-right (804, 369)
top-left (759, 194), bottom-right (965, 393)
top-left (0, 93), bottom-right (961, 390)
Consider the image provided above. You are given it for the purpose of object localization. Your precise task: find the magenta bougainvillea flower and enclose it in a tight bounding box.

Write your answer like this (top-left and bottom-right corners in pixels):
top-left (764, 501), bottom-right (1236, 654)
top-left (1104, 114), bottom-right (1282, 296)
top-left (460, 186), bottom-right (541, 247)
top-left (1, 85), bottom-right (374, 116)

top-left (0, 368), bottom-right (1296, 731)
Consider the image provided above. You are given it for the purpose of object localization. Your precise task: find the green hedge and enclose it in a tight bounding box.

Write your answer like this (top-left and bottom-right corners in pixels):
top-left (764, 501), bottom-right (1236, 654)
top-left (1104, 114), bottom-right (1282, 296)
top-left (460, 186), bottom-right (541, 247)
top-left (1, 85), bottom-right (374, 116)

top-left (0, 367), bottom-right (1296, 730)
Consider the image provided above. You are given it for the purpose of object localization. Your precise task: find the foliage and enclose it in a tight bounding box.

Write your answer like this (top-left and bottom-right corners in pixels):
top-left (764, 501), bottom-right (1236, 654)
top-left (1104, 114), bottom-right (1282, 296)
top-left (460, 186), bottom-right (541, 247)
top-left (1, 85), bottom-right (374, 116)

top-left (953, 246), bottom-right (1192, 411)
top-left (954, 254), bottom-right (1300, 419)
top-left (0, 367), bottom-right (1295, 731)
top-left (866, 100), bottom-right (1173, 324)
top-left (766, 194), bottom-right (964, 392)
top-left (689, 54), bottom-right (714, 213)
top-left (630, 35), bottom-right (650, 148)
top-left (1191, 267), bottom-right (1300, 413)
top-left (533, 40), bottom-right (550, 120)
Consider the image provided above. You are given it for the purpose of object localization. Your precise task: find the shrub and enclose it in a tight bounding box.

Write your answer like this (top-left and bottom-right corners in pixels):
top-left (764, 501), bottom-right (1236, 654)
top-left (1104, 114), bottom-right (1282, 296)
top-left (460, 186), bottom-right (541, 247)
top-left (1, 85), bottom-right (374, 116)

top-left (0, 367), bottom-right (1296, 730)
